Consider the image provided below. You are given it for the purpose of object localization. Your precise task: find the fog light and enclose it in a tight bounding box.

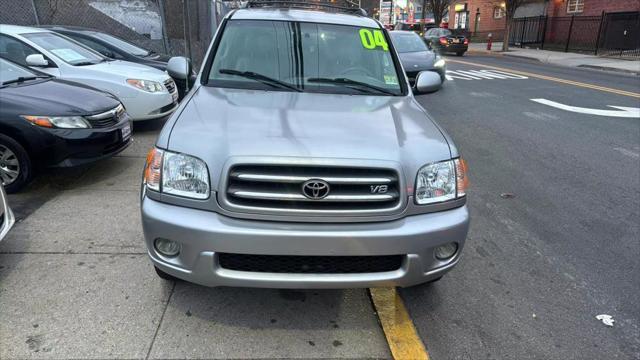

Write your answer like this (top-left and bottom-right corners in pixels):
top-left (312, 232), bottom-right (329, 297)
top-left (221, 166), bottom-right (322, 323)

top-left (434, 243), bottom-right (458, 260)
top-left (154, 238), bottom-right (180, 257)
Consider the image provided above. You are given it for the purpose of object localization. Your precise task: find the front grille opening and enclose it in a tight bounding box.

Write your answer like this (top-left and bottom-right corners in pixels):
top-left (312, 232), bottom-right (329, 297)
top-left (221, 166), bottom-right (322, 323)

top-left (225, 164), bottom-right (402, 213)
top-left (218, 253), bottom-right (403, 274)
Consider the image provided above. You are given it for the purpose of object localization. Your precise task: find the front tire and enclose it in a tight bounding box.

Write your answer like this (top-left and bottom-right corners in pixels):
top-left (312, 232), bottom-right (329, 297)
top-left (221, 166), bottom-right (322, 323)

top-left (0, 134), bottom-right (32, 193)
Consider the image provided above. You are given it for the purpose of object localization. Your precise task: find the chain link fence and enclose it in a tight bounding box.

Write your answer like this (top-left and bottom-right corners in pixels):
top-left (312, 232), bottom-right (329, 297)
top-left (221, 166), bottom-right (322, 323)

top-left (0, 0), bottom-right (240, 69)
top-left (0, 0), bottom-right (369, 69)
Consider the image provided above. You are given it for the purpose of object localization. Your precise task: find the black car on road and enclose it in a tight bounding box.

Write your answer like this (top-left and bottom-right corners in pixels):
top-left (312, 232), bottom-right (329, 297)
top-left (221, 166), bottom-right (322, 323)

top-left (0, 58), bottom-right (131, 192)
top-left (424, 28), bottom-right (468, 56)
top-left (389, 30), bottom-right (446, 89)
top-left (41, 25), bottom-right (194, 99)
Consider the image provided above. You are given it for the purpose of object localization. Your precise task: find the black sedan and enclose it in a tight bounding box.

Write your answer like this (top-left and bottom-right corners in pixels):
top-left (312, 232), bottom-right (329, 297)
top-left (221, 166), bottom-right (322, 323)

top-left (0, 58), bottom-right (131, 192)
top-left (424, 28), bottom-right (469, 56)
top-left (389, 30), bottom-right (446, 89)
top-left (41, 25), bottom-right (194, 99)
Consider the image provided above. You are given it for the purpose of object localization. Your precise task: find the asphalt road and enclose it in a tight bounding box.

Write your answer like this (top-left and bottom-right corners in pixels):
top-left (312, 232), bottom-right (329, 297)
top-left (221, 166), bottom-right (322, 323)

top-left (1, 53), bottom-right (638, 359)
top-left (406, 54), bottom-right (639, 359)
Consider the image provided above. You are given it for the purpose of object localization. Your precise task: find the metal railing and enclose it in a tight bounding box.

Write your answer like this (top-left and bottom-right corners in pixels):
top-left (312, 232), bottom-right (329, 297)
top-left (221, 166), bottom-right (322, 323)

top-left (505, 11), bottom-right (639, 58)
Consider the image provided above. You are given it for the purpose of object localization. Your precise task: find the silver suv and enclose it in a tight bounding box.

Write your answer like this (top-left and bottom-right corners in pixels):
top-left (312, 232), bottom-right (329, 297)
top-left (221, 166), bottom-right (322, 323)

top-left (141, 5), bottom-right (469, 288)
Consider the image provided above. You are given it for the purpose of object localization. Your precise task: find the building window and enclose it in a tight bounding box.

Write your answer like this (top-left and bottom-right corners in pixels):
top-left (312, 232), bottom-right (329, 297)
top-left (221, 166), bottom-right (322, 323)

top-left (567, 0), bottom-right (584, 13)
top-left (493, 7), bottom-right (505, 19)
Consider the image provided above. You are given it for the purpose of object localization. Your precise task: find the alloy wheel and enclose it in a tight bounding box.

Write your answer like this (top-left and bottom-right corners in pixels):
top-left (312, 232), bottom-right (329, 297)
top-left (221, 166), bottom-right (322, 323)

top-left (0, 144), bottom-right (20, 186)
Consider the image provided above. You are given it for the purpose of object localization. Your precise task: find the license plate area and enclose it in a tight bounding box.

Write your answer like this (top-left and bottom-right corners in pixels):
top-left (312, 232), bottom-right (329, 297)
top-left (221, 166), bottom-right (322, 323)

top-left (121, 123), bottom-right (131, 141)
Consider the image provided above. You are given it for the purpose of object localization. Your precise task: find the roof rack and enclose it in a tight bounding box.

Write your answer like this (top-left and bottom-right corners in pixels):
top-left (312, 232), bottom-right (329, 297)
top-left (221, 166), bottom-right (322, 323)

top-left (245, 0), bottom-right (368, 17)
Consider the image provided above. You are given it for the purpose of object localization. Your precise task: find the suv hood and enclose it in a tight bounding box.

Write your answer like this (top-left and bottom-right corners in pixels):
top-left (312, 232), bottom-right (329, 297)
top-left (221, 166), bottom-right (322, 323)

top-left (165, 87), bottom-right (452, 189)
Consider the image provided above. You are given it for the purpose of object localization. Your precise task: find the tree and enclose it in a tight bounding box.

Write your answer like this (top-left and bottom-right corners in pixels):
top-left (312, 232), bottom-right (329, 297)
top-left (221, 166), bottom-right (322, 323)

top-left (502, 0), bottom-right (527, 51)
top-left (425, 0), bottom-right (452, 27)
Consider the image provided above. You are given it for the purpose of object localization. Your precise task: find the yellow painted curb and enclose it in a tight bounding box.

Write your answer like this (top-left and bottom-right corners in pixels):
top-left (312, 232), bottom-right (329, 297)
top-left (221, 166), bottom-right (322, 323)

top-left (369, 287), bottom-right (430, 360)
top-left (447, 58), bottom-right (640, 99)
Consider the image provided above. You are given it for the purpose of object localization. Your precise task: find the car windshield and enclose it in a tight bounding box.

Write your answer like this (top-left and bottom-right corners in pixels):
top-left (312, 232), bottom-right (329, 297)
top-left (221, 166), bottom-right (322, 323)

top-left (0, 58), bottom-right (39, 83)
top-left (93, 32), bottom-right (150, 56)
top-left (208, 20), bottom-right (402, 96)
top-left (22, 32), bottom-right (104, 65)
top-left (390, 32), bottom-right (428, 53)
top-left (441, 29), bottom-right (453, 36)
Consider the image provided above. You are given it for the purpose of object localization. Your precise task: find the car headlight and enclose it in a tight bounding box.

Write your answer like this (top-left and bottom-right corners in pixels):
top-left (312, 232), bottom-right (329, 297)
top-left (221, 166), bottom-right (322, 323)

top-left (433, 58), bottom-right (446, 68)
top-left (144, 148), bottom-right (210, 199)
top-left (415, 158), bottom-right (468, 204)
top-left (126, 79), bottom-right (164, 93)
top-left (21, 115), bottom-right (90, 129)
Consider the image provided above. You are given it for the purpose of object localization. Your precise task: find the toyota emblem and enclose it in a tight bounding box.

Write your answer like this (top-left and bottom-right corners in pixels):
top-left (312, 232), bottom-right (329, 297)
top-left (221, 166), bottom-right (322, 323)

top-left (301, 179), bottom-right (330, 200)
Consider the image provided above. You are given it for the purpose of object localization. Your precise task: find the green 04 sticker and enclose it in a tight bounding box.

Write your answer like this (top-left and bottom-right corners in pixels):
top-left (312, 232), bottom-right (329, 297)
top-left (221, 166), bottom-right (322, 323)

top-left (359, 29), bottom-right (389, 51)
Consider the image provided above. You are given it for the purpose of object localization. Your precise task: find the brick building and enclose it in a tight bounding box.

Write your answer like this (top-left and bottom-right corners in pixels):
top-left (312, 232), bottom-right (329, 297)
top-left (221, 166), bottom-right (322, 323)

top-left (546, 0), bottom-right (640, 17)
top-left (449, 1), bottom-right (507, 32)
top-left (449, 0), bottom-right (639, 33)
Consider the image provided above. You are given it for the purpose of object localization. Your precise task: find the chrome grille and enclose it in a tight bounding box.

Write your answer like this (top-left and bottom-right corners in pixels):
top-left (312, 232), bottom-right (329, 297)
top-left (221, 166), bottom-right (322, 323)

top-left (225, 165), bottom-right (402, 214)
top-left (85, 104), bottom-right (125, 128)
top-left (164, 79), bottom-right (177, 94)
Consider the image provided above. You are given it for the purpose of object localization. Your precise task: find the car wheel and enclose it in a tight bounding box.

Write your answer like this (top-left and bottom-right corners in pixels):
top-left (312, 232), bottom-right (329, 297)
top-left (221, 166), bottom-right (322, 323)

top-left (0, 134), bottom-right (32, 193)
top-left (456, 51), bottom-right (465, 56)
top-left (154, 266), bottom-right (178, 281)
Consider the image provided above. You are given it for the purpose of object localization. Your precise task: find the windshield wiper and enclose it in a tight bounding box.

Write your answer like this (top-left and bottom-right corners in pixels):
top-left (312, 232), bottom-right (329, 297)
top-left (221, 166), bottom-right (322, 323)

top-left (73, 60), bottom-right (99, 66)
top-left (219, 69), bottom-right (302, 92)
top-left (1, 75), bottom-right (50, 86)
top-left (307, 77), bottom-right (396, 96)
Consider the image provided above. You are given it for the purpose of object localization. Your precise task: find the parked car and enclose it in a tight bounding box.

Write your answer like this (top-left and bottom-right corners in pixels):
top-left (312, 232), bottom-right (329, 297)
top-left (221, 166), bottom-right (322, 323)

top-left (41, 26), bottom-right (195, 100)
top-left (390, 30), bottom-right (446, 88)
top-left (0, 58), bottom-right (132, 192)
top-left (0, 25), bottom-right (186, 121)
top-left (424, 28), bottom-right (468, 56)
top-left (0, 184), bottom-right (14, 242)
top-left (141, 5), bottom-right (469, 288)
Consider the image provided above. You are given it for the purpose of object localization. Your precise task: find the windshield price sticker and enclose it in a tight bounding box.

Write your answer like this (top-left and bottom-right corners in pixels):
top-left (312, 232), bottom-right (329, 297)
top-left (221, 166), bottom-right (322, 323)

top-left (359, 29), bottom-right (389, 51)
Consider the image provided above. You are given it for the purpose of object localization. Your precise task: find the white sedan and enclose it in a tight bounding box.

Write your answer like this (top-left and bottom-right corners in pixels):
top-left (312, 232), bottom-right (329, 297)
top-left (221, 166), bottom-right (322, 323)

top-left (0, 25), bottom-right (188, 121)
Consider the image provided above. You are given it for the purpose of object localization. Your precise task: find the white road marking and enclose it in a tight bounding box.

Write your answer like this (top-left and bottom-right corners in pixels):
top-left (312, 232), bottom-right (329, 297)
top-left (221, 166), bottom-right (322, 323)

top-left (531, 98), bottom-right (640, 118)
top-left (445, 69), bottom-right (528, 81)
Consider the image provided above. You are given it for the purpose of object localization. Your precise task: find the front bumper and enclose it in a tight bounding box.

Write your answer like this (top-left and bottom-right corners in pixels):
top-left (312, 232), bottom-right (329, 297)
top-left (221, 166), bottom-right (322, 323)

top-left (43, 116), bottom-right (132, 167)
top-left (120, 91), bottom-right (178, 121)
top-left (141, 196), bottom-right (470, 288)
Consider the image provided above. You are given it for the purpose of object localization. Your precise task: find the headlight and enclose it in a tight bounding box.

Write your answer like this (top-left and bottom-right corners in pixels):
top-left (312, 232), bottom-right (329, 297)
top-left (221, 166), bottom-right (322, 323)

top-left (433, 58), bottom-right (446, 68)
top-left (126, 79), bottom-right (164, 93)
top-left (21, 115), bottom-right (89, 129)
top-left (144, 148), bottom-right (210, 199)
top-left (415, 158), bottom-right (468, 204)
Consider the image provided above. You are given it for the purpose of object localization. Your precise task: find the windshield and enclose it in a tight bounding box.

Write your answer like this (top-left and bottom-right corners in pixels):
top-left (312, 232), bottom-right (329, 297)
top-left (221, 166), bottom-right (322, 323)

top-left (208, 20), bottom-right (403, 95)
top-left (22, 32), bottom-right (104, 65)
top-left (93, 32), bottom-right (150, 56)
top-left (0, 58), bottom-right (38, 83)
top-left (441, 29), bottom-right (453, 36)
top-left (390, 32), bottom-right (428, 53)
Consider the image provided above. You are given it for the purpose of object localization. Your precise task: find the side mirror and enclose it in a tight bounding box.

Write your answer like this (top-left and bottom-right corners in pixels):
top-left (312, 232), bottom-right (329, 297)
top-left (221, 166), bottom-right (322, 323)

top-left (26, 54), bottom-right (48, 67)
top-left (166, 56), bottom-right (190, 80)
top-left (101, 50), bottom-right (115, 58)
top-left (415, 71), bottom-right (442, 93)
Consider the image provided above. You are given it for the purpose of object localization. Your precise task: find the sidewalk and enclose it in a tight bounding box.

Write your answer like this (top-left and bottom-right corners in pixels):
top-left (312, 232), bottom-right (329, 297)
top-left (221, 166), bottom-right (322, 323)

top-left (468, 42), bottom-right (640, 75)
